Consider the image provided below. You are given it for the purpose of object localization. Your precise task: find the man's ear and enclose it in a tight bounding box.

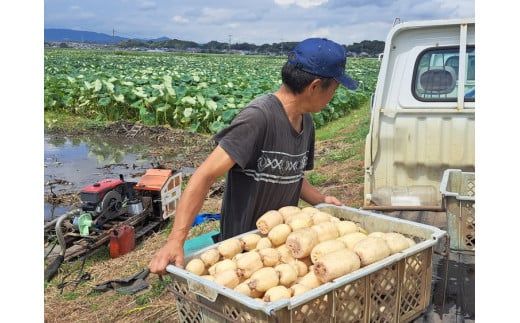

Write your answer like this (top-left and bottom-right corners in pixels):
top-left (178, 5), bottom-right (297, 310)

top-left (307, 78), bottom-right (322, 94)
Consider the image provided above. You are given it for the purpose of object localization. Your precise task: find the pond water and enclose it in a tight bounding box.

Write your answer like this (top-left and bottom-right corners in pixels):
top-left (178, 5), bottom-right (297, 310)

top-left (44, 203), bottom-right (72, 222)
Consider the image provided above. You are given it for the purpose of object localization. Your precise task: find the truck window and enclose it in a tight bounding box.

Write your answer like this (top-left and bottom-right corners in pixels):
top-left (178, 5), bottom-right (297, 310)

top-left (413, 47), bottom-right (475, 102)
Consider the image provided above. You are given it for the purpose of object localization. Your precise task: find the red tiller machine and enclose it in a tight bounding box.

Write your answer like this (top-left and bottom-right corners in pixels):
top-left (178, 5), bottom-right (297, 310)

top-left (44, 168), bottom-right (182, 281)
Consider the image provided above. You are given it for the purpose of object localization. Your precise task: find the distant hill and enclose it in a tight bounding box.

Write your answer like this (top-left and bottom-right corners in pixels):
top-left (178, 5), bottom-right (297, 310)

top-left (44, 28), bottom-right (173, 44)
top-left (150, 36), bottom-right (170, 42)
top-left (45, 28), bottom-right (127, 44)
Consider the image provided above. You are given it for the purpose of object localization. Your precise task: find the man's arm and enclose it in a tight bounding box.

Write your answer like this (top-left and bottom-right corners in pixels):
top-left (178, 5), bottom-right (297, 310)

top-left (300, 177), bottom-right (343, 206)
top-left (167, 145), bottom-right (235, 243)
top-left (149, 145), bottom-right (235, 274)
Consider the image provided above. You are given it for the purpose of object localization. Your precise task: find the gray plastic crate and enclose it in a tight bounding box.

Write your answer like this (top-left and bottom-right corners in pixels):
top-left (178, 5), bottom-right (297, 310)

top-left (440, 169), bottom-right (475, 252)
top-left (167, 204), bottom-right (446, 322)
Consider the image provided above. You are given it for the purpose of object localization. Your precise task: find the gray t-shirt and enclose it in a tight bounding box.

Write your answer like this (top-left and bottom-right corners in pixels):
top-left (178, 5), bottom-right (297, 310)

top-left (213, 93), bottom-right (315, 240)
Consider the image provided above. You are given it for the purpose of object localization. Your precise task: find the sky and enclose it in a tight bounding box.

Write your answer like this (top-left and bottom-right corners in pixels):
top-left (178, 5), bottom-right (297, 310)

top-left (44, 0), bottom-right (475, 45)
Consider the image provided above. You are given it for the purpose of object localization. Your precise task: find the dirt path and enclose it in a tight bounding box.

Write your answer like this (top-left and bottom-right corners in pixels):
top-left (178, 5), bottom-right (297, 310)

top-left (44, 103), bottom-right (370, 322)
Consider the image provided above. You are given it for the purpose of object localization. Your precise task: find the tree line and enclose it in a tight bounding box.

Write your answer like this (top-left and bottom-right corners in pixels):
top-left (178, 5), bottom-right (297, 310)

top-left (117, 39), bottom-right (385, 56)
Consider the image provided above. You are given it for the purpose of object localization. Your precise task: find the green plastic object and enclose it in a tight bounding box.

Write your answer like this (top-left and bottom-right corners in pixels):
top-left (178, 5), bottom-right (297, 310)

top-left (183, 230), bottom-right (220, 256)
top-left (77, 213), bottom-right (93, 236)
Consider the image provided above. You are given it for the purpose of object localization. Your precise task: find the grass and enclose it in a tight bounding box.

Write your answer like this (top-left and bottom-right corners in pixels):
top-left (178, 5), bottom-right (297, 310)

top-left (44, 111), bottom-right (107, 132)
top-left (62, 291), bottom-right (80, 301)
top-left (46, 246), bottom-right (110, 285)
top-left (310, 101), bottom-right (371, 205)
top-left (316, 103), bottom-right (371, 163)
top-left (84, 246), bottom-right (111, 266)
top-left (187, 220), bottom-right (220, 239)
top-left (307, 171), bottom-right (329, 186)
top-left (135, 275), bottom-right (173, 306)
top-left (315, 102), bottom-right (369, 141)
top-left (327, 145), bottom-right (358, 162)
top-left (327, 120), bottom-right (369, 163)
top-left (340, 117), bottom-right (370, 154)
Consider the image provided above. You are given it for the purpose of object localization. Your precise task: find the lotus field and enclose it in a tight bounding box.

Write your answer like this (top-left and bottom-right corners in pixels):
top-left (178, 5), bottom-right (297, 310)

top-left (44, 49), bottom-right (380, 133)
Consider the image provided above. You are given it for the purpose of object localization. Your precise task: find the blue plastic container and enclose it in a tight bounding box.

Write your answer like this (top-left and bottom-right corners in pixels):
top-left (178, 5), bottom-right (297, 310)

top-left (191, 213), bottom-right (221, 227)
top-left (183, 230), bottom-right (220, 256)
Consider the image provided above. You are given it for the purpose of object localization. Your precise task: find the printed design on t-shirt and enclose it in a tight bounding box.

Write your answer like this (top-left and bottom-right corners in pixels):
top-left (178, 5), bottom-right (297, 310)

top-left (242, 150), bottom-right (308, 184)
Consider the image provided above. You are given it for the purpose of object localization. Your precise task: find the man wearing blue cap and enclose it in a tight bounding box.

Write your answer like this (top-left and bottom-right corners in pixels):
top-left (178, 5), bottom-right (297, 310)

top-left (150, 38), bottom-right (358, 274)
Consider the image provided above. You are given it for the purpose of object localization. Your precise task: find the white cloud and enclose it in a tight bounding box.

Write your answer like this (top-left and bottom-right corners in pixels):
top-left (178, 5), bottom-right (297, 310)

top-left (328, 21), bottom-right (392, 45)
top-left (274, 0), bottom-right (329, 9)
top-left (438, 0), bottom-right (475, 17)
top-left (274, 0), bottom-right (295, 5)
top-left (394, 0), bottom-right (474, 21)
top-left (197, 8), bottom-right (234, 24)
top-left (172, 15), bottom-right (189, 24)
top-left (139, 1), bottom-right (157, 10)
top-left (309, 27), bottom-right (330, 38)
top-left (227, 23), bottom-right (240, 28)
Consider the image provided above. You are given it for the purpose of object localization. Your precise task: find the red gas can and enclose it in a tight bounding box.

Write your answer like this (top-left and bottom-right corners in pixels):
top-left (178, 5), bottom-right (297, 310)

top-left (109, 225), bottom-right (135, 258)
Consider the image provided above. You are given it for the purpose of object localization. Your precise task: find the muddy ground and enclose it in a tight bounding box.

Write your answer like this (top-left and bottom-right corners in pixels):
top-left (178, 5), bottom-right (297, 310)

top-left (44, 107), bottom-right (368, 322)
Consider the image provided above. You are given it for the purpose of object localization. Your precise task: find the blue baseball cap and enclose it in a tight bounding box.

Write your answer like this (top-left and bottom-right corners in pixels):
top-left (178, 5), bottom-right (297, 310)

top-left (288, 38), bottom-right (358, 90)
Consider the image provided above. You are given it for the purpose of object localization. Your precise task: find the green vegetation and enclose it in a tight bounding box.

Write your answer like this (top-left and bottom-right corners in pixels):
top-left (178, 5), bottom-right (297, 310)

top-left (315, 100), bottom-right (371, 161)
top-left (116, 39), bottom-right (384, 57)
top-left (345, 118), bottom-right (370, 148)
top-left (62, 291), bottom-right (80, 301)
top-left (44, 111), bottom-right (106, 132)
top-left (307, 171), bottom-right (329, 186)
top-left (134, 275), bottom-right (172, 306)
top-left (84, 247), bottom-right (111, 266)
top-left (44, 49), bottom-right (379, 133)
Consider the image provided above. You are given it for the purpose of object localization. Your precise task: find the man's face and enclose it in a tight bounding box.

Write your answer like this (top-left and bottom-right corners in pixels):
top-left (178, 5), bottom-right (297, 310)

top-left (307, 79), bottom-right (339, 112)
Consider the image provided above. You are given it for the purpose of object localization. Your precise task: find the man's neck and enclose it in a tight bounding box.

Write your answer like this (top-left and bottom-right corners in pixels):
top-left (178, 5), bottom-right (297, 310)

top-left (273, 86), bottom-right (307, 132)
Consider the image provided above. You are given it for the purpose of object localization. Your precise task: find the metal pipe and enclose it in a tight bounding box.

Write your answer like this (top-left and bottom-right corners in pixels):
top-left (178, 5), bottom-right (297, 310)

top-left (55, 209), bottom-right (81, 256)
top-left (44, 218), bottom-right (59, 231)
top-left (45, 208), bottom-right (81, 231)
top-left (45, 209), bottom-right (81, 282)
top-left (361, 205), bottom-right (445, 212)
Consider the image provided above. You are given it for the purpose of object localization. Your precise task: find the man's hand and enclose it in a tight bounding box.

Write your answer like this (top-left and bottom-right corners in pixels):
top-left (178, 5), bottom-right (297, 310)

top-left (324, 195), bottom-right (343, 206)
top-left (301, 178), bottom-right (345, 206)
top-left (148, 239), bottom-right (185, 275)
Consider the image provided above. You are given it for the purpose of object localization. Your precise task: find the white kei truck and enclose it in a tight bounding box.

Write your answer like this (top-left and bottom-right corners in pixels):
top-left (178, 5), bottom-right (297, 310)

top-left (363, 18), bottom-right (475, 321)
